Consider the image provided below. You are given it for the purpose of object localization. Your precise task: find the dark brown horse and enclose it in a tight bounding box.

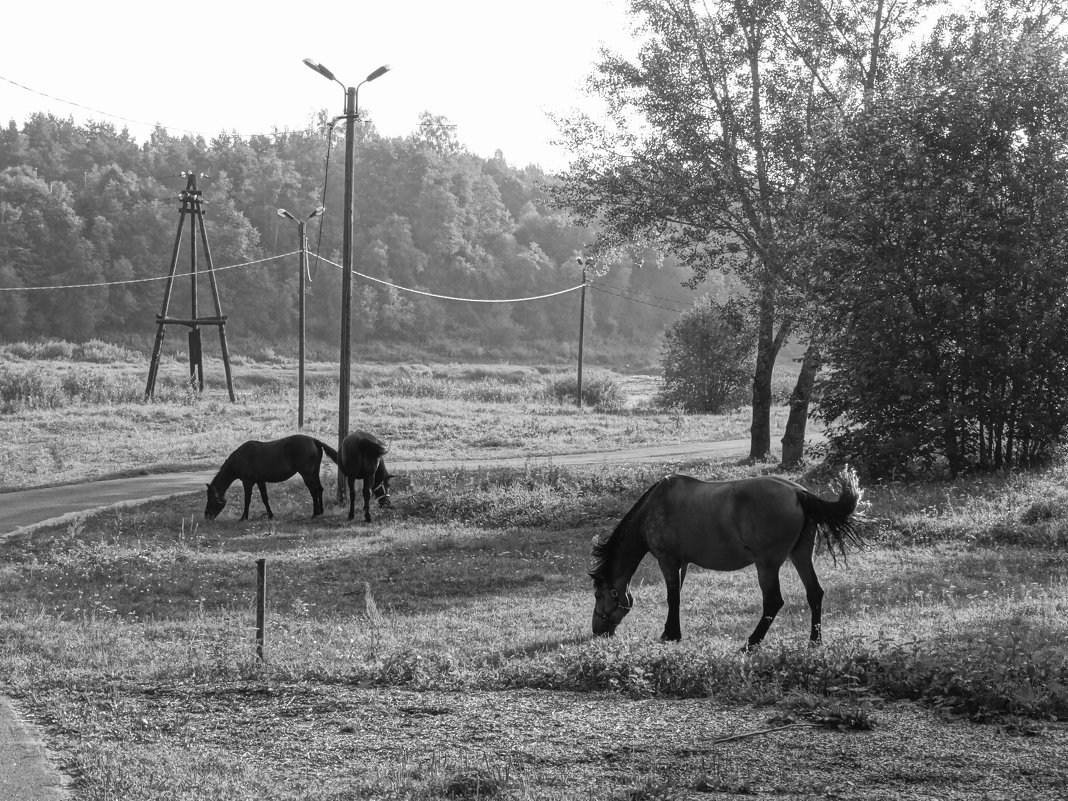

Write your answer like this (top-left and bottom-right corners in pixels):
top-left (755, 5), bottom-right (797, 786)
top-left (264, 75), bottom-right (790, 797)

top-left (204, 434), bottom-right (338, 520)
top-left (589, 467), bottom-right (863, 649)
top-left (339, 430), bottom-right (392, 522)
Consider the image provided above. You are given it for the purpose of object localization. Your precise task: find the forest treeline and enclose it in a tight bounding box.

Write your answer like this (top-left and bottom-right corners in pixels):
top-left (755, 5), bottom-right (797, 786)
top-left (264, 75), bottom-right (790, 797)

top-left (0, 111), bottom-right (712, 364)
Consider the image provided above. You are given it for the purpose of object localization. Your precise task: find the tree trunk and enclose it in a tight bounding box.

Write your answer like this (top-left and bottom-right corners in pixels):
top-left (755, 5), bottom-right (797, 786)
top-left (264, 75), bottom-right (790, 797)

top-left (749, 286), bottom-right (790, 461)
top-left (750, 298), bottom-right (776, 460)
top-left (780, 342), bottom-right (821, 469)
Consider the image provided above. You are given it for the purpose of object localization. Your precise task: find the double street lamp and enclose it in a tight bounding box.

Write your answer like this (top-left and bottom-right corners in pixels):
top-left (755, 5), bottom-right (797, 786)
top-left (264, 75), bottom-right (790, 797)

top-left (303, 57), bottom-right (390, 501)
top-left (277, 205), bottom-right (325, 429)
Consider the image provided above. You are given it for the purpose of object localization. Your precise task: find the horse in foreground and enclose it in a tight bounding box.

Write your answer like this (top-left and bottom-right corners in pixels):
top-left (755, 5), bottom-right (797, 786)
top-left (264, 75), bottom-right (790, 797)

top-left (589, 467), bottom-right (864, 649)
top-left (339, 430), bottom-right (392, 522)
top-left (204, 434), bottom-right (338, 520)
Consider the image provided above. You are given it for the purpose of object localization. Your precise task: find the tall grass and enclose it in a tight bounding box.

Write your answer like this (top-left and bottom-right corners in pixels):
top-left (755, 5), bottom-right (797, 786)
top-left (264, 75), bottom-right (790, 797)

top-left (0, 365), bottom-right (145, 410)
top-left (1, 339), bottom-right (140, 363)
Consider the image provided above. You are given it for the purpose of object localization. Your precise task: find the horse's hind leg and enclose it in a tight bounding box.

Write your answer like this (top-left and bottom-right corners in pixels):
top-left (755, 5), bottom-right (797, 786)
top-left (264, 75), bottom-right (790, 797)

top-left (257, 481), bottom-right (274, 519)
top-left (347, 475), bottom-right (357, 521)
top-left (362, 477), bottom-right (372, 522)
top-left (658, 561), bottom-right (685, 642)
top-left (302, 472), bottom-right (324, 517)
top-left (744, 563), bottom-right (785, 651)
top-left (790, 533), bottom-right (824, 644)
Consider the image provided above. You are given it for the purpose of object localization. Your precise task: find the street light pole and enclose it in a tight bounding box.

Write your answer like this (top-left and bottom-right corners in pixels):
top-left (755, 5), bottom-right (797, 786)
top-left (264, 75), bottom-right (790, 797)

top-left (576, 257), bottom-right (593, 408)
top-left (339, 84), bottom-right (356, 477)
top-left (304, 58), bottom-right (390, 502)
top-left (278, 206), bottom-right (324, 429)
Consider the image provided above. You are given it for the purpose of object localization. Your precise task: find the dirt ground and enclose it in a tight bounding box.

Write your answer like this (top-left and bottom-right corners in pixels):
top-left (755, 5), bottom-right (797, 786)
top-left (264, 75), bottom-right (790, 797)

top-left (58, 681), bottom-right (1068, 800)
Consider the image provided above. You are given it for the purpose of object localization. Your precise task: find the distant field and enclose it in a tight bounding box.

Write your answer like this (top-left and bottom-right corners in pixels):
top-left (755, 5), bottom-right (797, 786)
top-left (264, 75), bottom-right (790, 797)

top-left (0, 348), bottom-right (799, 490)
top-left (0, 458), bottom-right (1066, 799)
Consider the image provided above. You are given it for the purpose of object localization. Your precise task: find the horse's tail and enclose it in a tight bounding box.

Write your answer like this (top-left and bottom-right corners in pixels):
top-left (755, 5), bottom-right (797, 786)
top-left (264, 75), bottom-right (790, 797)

top-left (796, 465), bottom-right (865, 563)
top-left (313, 439), bottom-right (339, 465)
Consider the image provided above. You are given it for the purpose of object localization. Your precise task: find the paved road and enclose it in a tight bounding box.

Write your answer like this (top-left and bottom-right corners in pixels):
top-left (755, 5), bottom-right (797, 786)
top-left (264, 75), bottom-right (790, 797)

top-left (0, 435), bottom-right (768, 799)
top-left (0, 438), bottom-right (758, 538)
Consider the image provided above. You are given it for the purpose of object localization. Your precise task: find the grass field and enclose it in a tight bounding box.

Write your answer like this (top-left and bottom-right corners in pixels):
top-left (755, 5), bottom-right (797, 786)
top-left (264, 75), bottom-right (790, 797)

top-left (1, 349), bottom-right (1066, 799)
top-left (0, 348), bottom-right (795, 490)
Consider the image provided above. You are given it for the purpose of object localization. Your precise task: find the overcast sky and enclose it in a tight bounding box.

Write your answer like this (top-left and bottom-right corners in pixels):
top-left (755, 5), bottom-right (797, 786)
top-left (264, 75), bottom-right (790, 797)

top-left (0, 0), bottom-right (638, 172)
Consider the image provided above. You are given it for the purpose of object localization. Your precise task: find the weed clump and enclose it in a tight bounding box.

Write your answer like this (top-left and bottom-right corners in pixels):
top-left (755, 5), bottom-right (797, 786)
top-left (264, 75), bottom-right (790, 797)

top-left (548, 371), bottom-right (627, 411)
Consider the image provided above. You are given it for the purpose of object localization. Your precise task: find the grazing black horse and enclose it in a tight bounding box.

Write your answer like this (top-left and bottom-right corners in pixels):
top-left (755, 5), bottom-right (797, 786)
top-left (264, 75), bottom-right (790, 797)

top-left (339, 430), bottom-right (392, 522)
top-left (589, 467), bottom-right (864, 649)
top-left (204, 434), bottom-right (339, 520)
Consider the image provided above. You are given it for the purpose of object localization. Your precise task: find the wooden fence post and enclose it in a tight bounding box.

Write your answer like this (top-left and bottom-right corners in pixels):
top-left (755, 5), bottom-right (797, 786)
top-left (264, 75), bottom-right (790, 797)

top-left (255, 558), bottom-right (266, 662)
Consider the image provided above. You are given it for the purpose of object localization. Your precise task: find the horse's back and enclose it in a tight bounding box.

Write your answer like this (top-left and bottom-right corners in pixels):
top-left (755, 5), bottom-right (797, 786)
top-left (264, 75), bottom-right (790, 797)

top-left (227, 435), bottom-right (323, 481)
top-left (651, 474), bottom-right (807, 570)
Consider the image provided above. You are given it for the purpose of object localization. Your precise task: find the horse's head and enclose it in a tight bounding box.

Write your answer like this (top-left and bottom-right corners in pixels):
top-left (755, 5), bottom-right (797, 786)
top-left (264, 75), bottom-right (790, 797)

top-left (589, 572), bottom-right (633, 637)
top-left (204, 483), bottom-right (227, 520)
top-left (373, 466), bottom-right (393, 508)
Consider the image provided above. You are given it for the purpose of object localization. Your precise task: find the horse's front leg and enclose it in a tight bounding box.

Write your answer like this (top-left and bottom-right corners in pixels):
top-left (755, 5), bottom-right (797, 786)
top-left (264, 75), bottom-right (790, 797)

top-left (658, 561), bottom-right (684, 642)
top-left (362, 478), bottom-right (372, 522)
top-left (257, 481), bottom-right (274, 519)
top-left (241, 481), bottom-right (254, 520)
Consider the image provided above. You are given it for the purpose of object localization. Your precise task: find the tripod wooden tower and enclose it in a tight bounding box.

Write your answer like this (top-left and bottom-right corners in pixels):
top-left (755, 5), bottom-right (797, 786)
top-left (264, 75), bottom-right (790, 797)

top-left (145, 172), bottom-right (236, 401)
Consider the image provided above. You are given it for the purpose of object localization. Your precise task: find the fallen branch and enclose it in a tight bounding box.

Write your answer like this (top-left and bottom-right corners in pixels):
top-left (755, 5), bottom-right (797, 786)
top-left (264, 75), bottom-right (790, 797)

top-left (711, 722), bottom-right (815, 744)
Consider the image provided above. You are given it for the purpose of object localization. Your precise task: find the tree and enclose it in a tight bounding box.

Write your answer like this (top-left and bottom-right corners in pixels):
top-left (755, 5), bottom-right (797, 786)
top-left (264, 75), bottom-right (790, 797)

top-left (659, 300), bottom-right (755, 412)
top-left (814, 0), bottom-right (1068, 476)
top-left (554, 0), bottom-right (923, 461)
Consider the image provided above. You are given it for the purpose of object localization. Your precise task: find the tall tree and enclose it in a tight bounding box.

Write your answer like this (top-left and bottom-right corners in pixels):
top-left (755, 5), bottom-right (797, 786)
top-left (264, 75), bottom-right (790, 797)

top-left (555, 0), bottom-right (922, 461)
top-left (814, 0), bottom-right (1068, 476)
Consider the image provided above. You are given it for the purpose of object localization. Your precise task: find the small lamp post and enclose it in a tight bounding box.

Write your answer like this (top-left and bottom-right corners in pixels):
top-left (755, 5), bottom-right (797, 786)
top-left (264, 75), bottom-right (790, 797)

top-left (277, 205), bottom-right (325, 429)
top-left (303, 57), bottom-right (391, 501)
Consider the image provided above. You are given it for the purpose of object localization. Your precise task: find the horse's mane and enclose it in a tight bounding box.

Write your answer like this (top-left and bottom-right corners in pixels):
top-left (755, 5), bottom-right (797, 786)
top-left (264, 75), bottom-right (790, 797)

top-left (590, 478), bottom-right (664, 578)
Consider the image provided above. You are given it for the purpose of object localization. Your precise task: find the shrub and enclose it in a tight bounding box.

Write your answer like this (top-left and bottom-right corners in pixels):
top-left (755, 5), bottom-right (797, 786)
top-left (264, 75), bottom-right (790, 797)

top-left (657, 300), bottom-right (755, 413)
top-left (548, 371), bottom-right (626, 411)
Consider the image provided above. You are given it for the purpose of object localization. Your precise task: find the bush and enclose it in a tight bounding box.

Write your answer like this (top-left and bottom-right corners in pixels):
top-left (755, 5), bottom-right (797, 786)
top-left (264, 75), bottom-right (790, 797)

top-left (657, 300), bottom-right (754, 413)
top-left (548, 371), bottom-right (626, 411)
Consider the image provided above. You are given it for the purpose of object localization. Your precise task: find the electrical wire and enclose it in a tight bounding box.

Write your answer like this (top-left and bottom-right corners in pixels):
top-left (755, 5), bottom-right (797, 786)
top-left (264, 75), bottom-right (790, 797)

top-left (0, 252), bottom-right (299, 292)
top-left (315, 255), bottom-right (585, 303)
top-left (309, 119), bottom-right (338, 283)
top-left (589, 283), bottom-right (689, 313)
top-left (587, 277), bottom-right (691, 307)
top-left (0, 74), bottom-right (318, 141)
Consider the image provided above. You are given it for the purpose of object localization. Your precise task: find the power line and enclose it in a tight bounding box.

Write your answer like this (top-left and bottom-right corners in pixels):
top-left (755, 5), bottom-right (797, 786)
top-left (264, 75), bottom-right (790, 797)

top-left (589, 283), bottom-right (689, 314)
top-left (0, 244), bottom-right (691, 313)
top-left (588, 277), bottom-right (691, 307)
top-left (0, 74), bottom-right (318, 141)
top-left (0, 252), bottom-right (300, 292)
top-left (316, 255), bottom-right (585, 303)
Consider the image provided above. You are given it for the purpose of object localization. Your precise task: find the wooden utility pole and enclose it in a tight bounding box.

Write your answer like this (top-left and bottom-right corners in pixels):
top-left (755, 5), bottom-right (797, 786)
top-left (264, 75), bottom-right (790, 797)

top-left (145, 172), bottom-right (235, 401)
top-left (576, 257), bottom-right (593, 407)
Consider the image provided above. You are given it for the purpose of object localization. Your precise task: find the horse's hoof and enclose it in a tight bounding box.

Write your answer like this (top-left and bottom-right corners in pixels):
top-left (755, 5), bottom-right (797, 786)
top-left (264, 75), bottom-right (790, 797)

top-left (659, 633), bottom-right (682, 643)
